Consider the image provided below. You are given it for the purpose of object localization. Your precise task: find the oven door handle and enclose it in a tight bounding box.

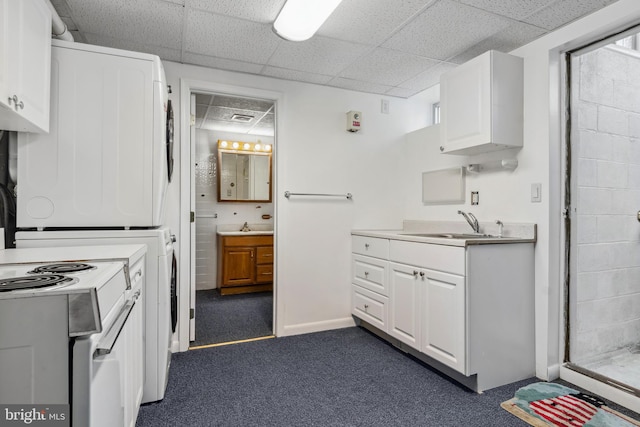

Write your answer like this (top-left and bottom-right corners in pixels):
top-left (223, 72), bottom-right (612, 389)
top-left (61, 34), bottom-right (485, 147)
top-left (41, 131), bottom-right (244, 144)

top-left (93, 294), bottom-right (138, 358)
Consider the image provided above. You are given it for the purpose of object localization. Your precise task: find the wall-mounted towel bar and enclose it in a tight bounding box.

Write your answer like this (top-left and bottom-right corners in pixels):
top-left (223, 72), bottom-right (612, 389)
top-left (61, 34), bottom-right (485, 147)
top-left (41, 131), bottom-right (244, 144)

top-left (284, 191), bottom-right (353, 200)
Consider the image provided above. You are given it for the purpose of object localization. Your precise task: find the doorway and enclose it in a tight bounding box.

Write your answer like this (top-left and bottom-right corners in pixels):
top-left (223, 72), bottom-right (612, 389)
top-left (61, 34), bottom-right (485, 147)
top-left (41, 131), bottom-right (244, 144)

top-left (190, 92), bottom-right (275, 348)
top-left (564, 28), bottom-right (640, 395)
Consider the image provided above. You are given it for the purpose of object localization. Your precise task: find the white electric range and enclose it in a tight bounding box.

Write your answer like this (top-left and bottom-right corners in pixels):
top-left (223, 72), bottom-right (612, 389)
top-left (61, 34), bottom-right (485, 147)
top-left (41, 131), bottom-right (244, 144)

top-left (0, 245), bottom-right (146, 427)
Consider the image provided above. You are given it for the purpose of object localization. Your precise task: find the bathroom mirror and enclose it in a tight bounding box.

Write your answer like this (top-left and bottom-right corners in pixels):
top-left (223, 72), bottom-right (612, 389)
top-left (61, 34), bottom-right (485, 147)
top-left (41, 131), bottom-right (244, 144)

top-left (217, 141), bottom-right (272, 202)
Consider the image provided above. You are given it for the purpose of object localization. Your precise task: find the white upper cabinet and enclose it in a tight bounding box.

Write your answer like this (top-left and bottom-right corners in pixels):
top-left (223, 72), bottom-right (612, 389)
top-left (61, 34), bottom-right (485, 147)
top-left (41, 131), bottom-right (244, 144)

top-left (439, 50), bottom-right (523, 155)
top-left (0, 0), bottom-right (51, 133)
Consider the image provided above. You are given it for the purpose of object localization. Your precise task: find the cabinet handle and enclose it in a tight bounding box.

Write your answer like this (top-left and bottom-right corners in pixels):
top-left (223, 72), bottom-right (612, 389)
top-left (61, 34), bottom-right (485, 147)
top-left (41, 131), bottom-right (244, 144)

top-left (364, 304), bottom-right (369, 311)
top-left (413, 270), bottom-right (418, 277)
top-left (10, 95), bottom-right (23, 111)
top-left (439, 146), bottom-right (444, 152)
top-left (364, 271), bottom-right (369, 278)
top-left (364, 243), bottom-right (370, 250)
top-left (419, 271), bottom-right (425, 280)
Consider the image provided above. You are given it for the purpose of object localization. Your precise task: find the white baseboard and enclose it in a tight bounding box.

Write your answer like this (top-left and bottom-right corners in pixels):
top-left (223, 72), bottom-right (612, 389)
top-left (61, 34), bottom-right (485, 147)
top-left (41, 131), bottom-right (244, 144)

top-left (280, 317), bottom-right (355, 337)
top-left (547, 363), bottom-right (561, 381)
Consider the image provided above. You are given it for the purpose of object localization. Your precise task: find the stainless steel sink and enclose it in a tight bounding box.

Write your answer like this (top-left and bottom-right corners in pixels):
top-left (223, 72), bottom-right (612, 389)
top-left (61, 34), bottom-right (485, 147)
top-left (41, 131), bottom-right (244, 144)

top-left (401, 233), bottom-right (499, 239)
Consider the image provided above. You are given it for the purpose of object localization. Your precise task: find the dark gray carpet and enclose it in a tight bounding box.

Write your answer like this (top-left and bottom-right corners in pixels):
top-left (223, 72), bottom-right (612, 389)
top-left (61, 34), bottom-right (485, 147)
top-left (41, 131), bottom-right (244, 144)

top-left (192, 290), bottom-right (273, 347)
top-left (137, 327), bottom-right (640, 427)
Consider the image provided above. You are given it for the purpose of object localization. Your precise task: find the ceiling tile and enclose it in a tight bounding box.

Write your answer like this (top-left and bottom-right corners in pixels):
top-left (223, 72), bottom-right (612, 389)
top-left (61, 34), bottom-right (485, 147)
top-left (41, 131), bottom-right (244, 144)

top-left (208, 95), bottom-right (273, 112)
top-left (182, 52), bottom-right (265, 74)
top-left (385, 87), bottom-right (422, 98)
top-left (457, 0), bottom-right (555, 20)
top-left (340, 48), bottom-right (440, 86)
top-left (524, 0), bottom-right (610, 31)
top-left (268, 37), bottom-right (368, 76)
top-left (449, 22), bottom-right (547, 64)
top-left (83, 33), bottom-right (182, 62)
top-left (186, 10), bottom-right (281, 63)
top-left (327, 78), bottom-right (393, 95)
top-left (318, 0), bottom-right (437, 46)
top-left (188, 0), bottom-right (285, 24)
top-left (261, 66), bottom-right (333, 85)
top-left (398, 61), bottom-right (457, 90)
top-left (382, 0), bottom-right (513, 60)
top-left (66, 0), bottom-right (184, 50)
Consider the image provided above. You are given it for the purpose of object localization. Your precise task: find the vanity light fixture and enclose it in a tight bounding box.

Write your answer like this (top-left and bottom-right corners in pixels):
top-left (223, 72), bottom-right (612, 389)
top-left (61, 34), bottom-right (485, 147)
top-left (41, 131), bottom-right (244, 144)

top-left (273, 0), bottom-right (343, 42)
top-left (218, 140), bottom-right (272, 154)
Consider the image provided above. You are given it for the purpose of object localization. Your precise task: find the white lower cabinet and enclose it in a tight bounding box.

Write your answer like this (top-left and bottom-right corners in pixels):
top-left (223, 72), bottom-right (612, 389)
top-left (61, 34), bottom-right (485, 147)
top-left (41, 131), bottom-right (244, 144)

top-left (421, 269), bottom-right (465, 374)
top-left (351, 234), bottom-right (535, 392)
top-left (388, 262), bottom-right (421, 350)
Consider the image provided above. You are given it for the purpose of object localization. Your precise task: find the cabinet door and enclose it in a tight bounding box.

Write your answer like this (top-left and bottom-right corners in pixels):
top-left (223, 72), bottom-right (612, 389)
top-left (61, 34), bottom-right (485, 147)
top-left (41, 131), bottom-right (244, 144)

top-left (421, 269), bottom-right (466, 374)
top-left (388, 262), bottom-right (421, 350)
top-left (0, 0), bottom-right (51, 132)
top-left (440, 52), bottom-right (490, 153)
top-left (222, 247), bottom-right (255, 286)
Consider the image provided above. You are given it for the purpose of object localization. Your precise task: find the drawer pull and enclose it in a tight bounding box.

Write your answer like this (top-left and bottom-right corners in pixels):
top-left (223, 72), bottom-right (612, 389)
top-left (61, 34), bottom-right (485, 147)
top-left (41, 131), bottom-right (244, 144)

top-left (419, 271), bottom-right (425, 279)
top-left (413, 270), bottom-right (419, 277)
top-left (364, 304), bottom-right (369, 311)
top-left (364, 243), bottom-right (370, 250)
top-left (364, 271), bottom-right (369, 278)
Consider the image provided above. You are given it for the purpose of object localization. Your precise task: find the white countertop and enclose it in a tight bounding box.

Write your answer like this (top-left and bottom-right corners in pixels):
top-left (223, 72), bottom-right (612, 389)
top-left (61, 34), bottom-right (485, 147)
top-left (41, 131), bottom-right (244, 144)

top-left (352, 221), bottom-right (537, 247)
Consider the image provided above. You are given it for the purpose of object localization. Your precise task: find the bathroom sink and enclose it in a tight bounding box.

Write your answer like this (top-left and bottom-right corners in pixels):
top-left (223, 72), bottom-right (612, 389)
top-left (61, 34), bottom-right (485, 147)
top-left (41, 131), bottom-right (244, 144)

top-left (402, 233), bottom-right (499, 239)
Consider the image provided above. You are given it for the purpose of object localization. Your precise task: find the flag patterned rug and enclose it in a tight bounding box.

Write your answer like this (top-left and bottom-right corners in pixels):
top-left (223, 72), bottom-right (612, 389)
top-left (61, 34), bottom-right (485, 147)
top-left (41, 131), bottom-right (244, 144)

top-left (501, 383), bottom-right (640, 426)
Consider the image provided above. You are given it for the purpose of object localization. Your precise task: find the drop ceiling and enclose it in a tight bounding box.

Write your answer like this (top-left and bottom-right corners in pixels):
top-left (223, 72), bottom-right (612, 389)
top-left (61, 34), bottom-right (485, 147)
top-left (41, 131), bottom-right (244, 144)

top-left (51, 0), bottom-right (619, 98)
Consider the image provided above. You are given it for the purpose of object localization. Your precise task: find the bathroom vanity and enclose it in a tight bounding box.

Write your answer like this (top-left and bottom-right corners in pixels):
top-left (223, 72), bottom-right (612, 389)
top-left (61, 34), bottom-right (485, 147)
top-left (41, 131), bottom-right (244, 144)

top-left (217, 231), bottom-right (273, 295)
top-left (351, 221), bottom-right (536, 392)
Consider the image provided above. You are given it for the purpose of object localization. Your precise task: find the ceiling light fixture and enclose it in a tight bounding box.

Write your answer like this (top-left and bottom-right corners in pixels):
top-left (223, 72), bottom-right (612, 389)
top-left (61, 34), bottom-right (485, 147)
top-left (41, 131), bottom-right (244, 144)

top-left (273, 0), bottom-right (343, 42)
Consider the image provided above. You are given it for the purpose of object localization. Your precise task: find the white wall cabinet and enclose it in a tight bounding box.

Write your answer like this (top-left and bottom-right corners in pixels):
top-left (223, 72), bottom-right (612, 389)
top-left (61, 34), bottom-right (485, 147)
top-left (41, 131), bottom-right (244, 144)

top-left (439, 50), bottom-right (523, 155)
top-left (0, 0), bottom-right (51, 133)
top-left (351, 234), bottom-right (535, 392)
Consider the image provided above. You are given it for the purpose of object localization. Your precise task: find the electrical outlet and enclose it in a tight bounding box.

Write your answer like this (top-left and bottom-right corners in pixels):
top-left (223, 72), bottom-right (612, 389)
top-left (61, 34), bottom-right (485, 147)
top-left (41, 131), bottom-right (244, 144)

top-left (471, 191), bottom-right (479, 205)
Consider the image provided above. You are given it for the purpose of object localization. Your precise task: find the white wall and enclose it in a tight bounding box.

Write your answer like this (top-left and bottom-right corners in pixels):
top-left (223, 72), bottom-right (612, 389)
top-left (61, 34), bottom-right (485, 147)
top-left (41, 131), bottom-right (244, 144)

top-left (163, 61), bottom-right (429, 346)
top-left (400, 0), bottom-right (640, 381)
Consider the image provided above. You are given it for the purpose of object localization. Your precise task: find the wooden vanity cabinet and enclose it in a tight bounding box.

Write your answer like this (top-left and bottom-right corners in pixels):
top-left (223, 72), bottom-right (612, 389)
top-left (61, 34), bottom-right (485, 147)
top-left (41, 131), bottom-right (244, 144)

top-left (217, 235), bottom-right (273, 295)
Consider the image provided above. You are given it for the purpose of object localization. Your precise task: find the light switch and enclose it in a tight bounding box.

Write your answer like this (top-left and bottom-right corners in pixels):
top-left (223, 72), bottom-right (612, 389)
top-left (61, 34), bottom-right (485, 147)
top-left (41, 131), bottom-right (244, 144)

top-left (531, 183), bottom-right (542, 203)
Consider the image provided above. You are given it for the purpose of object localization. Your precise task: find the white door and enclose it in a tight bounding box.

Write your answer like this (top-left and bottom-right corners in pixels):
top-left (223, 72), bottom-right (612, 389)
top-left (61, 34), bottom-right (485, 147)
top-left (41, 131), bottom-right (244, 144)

top-left (421, 268), bottom-right (466, 374)
top-left (388, 262), bottom-right (421, 350)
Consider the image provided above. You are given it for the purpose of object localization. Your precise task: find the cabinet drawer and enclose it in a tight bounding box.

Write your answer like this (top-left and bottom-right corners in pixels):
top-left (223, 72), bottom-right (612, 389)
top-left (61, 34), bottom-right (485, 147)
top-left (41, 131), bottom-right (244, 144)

top-left (351, 285), bottom-right (388, 332)
top-left (221, 235), bottom-right (273, 247)
top-left (352, 236), bottom-right (389, 259)
top-left (255, 265), bottom-right (273, 283)
top-left (352, 254), bottom-right (388, 296)
top-left (256, 246), bottom-right (273, 265)
top-left (390, 240), bottom-right (465, 275)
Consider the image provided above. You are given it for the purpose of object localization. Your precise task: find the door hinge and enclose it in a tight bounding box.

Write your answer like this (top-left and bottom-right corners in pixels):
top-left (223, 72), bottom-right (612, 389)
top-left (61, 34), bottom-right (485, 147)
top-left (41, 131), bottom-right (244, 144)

top-left (562, 208), bottom-right (570, 219)
top-left (190, 211), bottom-right (195, 223)
top-left (190, 114), bottom-right (196, 126)
top-left (190, 308), bottom-right (195, 319)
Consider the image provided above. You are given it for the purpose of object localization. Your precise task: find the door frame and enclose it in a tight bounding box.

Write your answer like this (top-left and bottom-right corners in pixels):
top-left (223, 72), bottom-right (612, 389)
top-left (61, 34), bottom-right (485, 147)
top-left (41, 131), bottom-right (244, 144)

top-left (178, 78), bottom-right (283, 351)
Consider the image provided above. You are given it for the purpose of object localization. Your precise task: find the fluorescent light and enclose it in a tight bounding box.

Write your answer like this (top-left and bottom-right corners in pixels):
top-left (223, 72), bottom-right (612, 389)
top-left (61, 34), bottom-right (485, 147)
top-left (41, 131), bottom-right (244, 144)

top-left (273, 0), bottom-right (343, 42)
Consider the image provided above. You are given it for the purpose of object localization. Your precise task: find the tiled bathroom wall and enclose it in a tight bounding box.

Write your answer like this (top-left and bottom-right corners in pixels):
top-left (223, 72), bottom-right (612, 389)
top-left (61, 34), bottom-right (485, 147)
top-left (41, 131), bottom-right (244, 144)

top-left (574, 45), bottom-right (640, 361)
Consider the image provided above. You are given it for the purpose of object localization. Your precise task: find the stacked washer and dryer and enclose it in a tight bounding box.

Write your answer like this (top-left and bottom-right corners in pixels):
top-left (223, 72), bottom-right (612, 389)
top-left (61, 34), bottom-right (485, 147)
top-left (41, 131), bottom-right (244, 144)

top-left (15, 40), bottom-right (176, 404)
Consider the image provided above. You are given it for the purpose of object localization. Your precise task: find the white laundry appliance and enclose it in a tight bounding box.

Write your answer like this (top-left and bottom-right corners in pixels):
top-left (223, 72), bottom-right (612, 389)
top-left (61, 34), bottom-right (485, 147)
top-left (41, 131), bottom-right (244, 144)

top-left (0, 244), bottom-right (146, 427)
top-left (16, 228), bottom-right (176, 404)
top-left (17, 39), bottom-right (173, 229)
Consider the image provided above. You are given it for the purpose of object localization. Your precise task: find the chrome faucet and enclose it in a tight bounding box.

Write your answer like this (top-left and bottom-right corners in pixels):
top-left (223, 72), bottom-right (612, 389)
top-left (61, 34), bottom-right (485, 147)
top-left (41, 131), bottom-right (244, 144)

top-left (240, 222), bottom-right (251, 232)
top-left (458, 210), bottom-right (479, 233)
top-left (495, 220), bottom-right (504, 238)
